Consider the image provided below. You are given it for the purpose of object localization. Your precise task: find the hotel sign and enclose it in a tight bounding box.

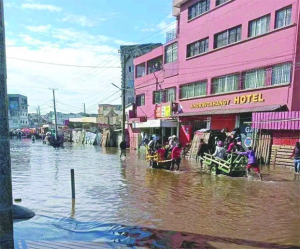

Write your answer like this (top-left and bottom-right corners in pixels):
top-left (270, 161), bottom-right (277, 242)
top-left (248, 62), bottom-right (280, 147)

top-left (191, 93), bottom-right (265, 109)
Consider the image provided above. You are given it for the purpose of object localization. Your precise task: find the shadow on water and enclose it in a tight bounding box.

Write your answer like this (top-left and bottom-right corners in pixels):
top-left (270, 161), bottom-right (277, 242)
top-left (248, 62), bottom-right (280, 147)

top-left (14, 216), bottom-right (300, 249)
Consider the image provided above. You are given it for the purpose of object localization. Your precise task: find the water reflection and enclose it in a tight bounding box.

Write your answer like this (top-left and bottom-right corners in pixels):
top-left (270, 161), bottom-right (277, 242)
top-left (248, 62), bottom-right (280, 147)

top-left (11, 140), bottom-right (300, 248)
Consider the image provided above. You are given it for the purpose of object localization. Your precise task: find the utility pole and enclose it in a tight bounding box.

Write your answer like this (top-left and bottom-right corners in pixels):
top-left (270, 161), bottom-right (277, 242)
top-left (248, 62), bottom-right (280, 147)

top-left (50, 88), bottom-right (58, 140)
top-left (121, 53), bottom-right (126, 141)
top-left (83, 103), bottom-right (86, 114)
top-left (36, 106), bottom-right (40, 133)
top-left (0, 0), bottom-right (14, 247)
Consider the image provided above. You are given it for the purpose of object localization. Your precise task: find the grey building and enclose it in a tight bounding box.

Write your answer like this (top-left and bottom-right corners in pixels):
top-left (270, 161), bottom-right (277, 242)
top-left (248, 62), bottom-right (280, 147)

top-left (120, 43), bottom-right (162, 106)
top-left (8, 94), bottom-right (29, 129)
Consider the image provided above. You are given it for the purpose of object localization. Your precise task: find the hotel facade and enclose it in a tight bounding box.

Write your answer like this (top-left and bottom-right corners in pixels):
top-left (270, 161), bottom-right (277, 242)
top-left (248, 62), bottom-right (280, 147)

top-left (128, 0), bottom-right (300, 147)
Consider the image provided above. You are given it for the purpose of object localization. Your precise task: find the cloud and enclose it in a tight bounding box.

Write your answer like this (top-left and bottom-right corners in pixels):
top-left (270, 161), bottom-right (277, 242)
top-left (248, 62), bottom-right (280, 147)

top-left (6, 29), bottom-right (121, 114)
top-left (113, 39), bottom-right (135, 46)
top-left (62, 14), bottom-right (101, 27)
top-left (19, 34), bottom-right (54, 47)
top-left (140, 15), bottom-right (176, 34)
top-left (26, 25), bottom-right (52, 33)
top-left (21, 3), bottom-right (62, 12)
top-left (5, 3), bottom-right (17, 8)
top-left (6, 39), bottom-right (16, 46)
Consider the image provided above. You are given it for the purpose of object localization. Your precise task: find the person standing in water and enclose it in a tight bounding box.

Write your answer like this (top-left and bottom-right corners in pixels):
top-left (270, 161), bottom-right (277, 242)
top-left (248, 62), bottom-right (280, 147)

top-left (120, 140), bottom-right (127, 158)
top-left (170, 143), bottom-right (183, 171)
top-left (236, 147), bottom-right (262, 180)
top-left (197, 139), bottom-right (209, 168)
top-left (290, 141), bottom-right (300, 179)
top-left (213, 141), bottom-right (226, 160)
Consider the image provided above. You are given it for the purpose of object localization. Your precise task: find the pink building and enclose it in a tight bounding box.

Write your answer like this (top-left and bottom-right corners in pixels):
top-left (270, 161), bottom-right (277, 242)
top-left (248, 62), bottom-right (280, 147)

top-left (129, 0), bottom-right (300, 148)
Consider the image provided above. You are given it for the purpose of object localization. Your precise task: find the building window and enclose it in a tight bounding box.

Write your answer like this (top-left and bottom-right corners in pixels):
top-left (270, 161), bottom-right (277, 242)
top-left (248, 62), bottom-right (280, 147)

top-left (128, 66), bottom-right (132, 72)
top-left (188, 0), bottom-right (210, 20)
top-left (216, 0), bottom-right (229, 6)
top-left (180, 81), bottom-right (207, 99)
top-left (165, 42), bottom-right (178, 63)
top-left (249, 15), bottom-right (270, 37)
top-left (187, 38), bottom-right (209, 58)
top-left (136, 94), bottom-right (145, 106)
top-left (214, 25), bottom-right (242, 49)
top-left (154, 91), bottom-right (164, 104)
top-left (272, 62), bottom-right (292, 85)
top-left (275, 6), bottom-right (292, 29)
top-left (147, 56), bottom-right (163, 74)
top-left (136, 63), bottom-right (146, 78)
top-left (166, 88), bottom-right (176, 102)
top-left (153, 88), bottom-right (176, 104)
top-left (212, 74), bottom-right (239, 94)
top-left (243, 69), bottom-right (266, 89)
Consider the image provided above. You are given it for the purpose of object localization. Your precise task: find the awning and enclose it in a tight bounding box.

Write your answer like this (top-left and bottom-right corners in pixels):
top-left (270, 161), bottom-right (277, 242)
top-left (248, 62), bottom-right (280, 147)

top-left (172, 105), bottom-right (283, 117)
top-left (132, 119), bottom-right (177, 128)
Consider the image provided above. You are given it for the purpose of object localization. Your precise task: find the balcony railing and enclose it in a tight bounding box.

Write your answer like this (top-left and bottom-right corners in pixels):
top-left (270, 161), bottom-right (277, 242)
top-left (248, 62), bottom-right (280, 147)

top-left (166, 28), bottom-right (177, 43)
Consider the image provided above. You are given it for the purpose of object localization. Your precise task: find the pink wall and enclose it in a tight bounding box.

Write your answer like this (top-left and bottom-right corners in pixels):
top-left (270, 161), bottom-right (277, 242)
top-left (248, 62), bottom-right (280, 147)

top-left (134, 0), bottom-right (299, 120)
top-left (252, 111), bottom-right (300, 130)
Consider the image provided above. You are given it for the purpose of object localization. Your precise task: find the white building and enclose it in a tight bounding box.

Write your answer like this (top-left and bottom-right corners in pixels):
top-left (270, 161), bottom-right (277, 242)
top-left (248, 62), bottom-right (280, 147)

top-left (120, 43), bottom-right (162, 106)
top-left (46, 112), bottom-right (83, 126)
top-left (8, 94), bottom-right (29, 129)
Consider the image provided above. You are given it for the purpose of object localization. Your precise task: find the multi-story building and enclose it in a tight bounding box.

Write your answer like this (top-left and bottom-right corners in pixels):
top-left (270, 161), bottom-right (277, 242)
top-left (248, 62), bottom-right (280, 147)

top-left (129, 0), bottom-right (299, 147)
top-left (8, 94), bottom-right (29, 129)
top-left (98, 104), bottom-right (122, 126)
top-left (120, 43), bottom-right (162, 106)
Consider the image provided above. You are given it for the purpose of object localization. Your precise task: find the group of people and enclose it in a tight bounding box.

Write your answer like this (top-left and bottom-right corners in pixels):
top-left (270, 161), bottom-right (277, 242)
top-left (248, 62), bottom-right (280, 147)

top-left (149, 135), bottom-right (183, 171)
top-left (197, 137), bottom-right (262, 180)
top-left (120, 133), bottom-right (300, 179)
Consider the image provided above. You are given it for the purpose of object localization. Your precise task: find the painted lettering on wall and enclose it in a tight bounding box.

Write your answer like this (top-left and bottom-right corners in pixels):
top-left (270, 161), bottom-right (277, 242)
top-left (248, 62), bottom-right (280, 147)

top-left (191, 100), bottom-right (230, 109)
top-left (234, 93), bottom-right (264, 104)
top-left (190, 93), bottom-right (265, 109)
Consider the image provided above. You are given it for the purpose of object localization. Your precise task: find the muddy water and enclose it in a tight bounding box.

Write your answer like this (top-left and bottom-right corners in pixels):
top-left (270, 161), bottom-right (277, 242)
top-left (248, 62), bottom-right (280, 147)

top-left (11, 139), bottom-right (300, 248)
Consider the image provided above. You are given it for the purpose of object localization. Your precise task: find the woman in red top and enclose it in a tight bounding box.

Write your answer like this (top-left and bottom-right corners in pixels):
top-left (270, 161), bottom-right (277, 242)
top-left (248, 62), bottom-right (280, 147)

top-left (156, 146), bottom-right (165, 161)
top-left (170, 143), bottom-right (183, 171)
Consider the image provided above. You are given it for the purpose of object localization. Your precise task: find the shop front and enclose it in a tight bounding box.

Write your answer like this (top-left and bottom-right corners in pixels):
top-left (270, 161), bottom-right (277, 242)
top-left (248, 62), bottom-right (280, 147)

top-left (132, 119), bottom-right (178, 146)
top-left (173, 92), bottom-right (285, 146)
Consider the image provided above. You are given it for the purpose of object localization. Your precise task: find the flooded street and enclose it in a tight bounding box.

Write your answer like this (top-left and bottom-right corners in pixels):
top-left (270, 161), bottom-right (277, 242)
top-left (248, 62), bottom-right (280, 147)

top-left (11, 140), bottom-right (300, 248)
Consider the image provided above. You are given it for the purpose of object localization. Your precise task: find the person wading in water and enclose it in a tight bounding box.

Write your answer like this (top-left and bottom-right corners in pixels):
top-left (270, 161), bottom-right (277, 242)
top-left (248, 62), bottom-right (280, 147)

top-left (170, 143), bottom-right (183, 171)
top-left (290, 141), bottom-right (300, 180)
top-left (197, 139), bottom-right (209, 168)
top-left (120, 140), bottom-right (127, 158)
top-left (236, 147), bottom-right (262, 180)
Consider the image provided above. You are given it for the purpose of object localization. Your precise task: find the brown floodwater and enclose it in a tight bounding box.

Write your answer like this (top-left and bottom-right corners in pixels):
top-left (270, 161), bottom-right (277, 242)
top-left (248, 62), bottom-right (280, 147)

top-left (11, 139), bottom-right (300, 248)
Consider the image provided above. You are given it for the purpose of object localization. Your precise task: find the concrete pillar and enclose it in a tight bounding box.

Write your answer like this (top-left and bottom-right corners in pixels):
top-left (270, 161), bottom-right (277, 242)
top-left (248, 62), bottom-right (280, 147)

top-left (0, 1), bottom-right (14, 248)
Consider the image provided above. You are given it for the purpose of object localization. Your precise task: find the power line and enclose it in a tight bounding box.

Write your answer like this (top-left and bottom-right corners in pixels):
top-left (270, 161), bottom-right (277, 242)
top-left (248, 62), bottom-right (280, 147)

top-left (7, 57), bottom-right (121, 68)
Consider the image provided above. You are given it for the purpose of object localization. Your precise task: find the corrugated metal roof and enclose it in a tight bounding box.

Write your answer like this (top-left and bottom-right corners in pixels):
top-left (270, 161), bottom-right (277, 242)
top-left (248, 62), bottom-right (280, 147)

top-left (172, 105), bottom-right (283, 117)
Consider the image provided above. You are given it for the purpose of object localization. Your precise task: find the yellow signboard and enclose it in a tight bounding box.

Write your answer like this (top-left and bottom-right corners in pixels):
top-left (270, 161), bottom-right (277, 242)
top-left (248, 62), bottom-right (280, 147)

top-left (155, 103), bottom-right (171, 118)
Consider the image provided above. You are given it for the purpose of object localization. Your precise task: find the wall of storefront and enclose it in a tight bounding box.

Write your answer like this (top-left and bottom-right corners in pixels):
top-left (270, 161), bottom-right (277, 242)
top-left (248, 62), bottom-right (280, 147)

top-left (272, 130), bottom-right (300, 146)
top-left (210, 115), bottom-right (236, 131)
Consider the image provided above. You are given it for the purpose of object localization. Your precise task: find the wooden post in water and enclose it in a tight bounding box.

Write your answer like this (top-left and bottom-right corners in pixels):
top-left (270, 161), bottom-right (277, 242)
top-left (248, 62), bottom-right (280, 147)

top-left (0, 1), bottom-right (14, 248)
top-left (71, 169), bottom-right (75, 199)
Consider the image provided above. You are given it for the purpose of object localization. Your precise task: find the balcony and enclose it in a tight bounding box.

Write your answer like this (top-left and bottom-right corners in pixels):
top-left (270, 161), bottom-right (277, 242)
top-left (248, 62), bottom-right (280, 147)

top-left (166, 28), bottom-right (177, 43)
top-left (173, 0), bottom-right (189, 7)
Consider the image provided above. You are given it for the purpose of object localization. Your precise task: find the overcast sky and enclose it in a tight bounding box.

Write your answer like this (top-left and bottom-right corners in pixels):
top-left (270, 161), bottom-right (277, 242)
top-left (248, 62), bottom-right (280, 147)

top-left (4, 0), bottom-right (175, 114)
